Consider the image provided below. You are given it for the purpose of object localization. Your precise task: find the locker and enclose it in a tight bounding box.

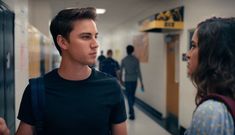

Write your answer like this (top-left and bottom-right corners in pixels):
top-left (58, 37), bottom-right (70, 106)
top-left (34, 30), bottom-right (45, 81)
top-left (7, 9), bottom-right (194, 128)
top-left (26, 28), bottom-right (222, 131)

top-left (4, 7), bottom-right (15, 133)
top-left (0, 1), bottom-right (15, 134)
top-left (0, 4), bottom-right (4, 118)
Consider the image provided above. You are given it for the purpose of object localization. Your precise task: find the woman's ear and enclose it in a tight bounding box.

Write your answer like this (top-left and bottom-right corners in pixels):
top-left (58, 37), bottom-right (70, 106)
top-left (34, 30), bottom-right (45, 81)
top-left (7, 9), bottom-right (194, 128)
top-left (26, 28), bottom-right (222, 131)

top-left (57, 35), bottom-right (69, 50)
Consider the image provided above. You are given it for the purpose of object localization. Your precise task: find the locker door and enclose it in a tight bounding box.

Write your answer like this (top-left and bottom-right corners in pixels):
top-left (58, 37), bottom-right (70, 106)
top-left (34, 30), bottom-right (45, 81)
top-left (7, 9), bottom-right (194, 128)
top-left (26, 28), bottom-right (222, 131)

top-left (0, 5), bottom-right (4, 117)
top-left (3, 6), bottom-right (15, 133)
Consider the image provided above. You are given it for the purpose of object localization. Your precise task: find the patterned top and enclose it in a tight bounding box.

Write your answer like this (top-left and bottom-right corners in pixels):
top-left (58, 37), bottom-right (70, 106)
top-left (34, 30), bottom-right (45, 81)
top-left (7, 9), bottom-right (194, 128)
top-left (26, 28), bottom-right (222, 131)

top-left (185, 100), bottom-right (234, 135)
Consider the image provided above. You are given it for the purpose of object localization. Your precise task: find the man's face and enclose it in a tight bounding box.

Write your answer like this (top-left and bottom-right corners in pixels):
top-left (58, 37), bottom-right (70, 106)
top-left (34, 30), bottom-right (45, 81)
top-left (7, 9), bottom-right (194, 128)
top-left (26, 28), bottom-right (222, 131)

top-left (64, 19), bottom-right (99, 65)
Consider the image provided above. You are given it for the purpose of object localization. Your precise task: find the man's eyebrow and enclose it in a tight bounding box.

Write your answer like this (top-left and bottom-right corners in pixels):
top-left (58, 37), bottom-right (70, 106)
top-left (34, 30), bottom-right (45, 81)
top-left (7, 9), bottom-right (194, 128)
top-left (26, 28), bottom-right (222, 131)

top-left (79, 32), bottom-right (98, 36)
top-left (80, 33), bottom-right (92, 35)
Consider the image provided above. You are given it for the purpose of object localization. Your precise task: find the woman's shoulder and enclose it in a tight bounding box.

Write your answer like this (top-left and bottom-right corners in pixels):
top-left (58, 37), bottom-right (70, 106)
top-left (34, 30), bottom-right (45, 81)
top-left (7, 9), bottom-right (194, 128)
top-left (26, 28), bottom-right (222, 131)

top-left (197, 99), bottom-right (228, 113)
top-left (187, 99), bottom-right (234, 135)
top-left (194, 99), bottom-right (233, 122)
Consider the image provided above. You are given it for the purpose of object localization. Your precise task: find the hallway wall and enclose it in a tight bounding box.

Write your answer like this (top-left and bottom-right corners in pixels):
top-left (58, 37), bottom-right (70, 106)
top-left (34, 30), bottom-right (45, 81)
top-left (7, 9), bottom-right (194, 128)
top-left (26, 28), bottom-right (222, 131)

top-left (136, 33), bottom-right (167, 117)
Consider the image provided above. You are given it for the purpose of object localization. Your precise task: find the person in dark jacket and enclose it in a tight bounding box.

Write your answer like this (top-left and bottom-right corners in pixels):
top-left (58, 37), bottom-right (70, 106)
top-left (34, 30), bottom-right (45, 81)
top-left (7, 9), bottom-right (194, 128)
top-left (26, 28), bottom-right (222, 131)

top-left (100, 49), bottom-right (120, 78)
top-left (97, 50), bottom-right (106, 70)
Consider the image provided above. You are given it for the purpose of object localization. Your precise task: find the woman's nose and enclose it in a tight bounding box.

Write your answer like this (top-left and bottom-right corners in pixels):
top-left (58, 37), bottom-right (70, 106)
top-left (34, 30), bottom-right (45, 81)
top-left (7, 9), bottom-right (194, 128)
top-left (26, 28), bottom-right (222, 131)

top-left (186, 51), bottom-right (190, 61)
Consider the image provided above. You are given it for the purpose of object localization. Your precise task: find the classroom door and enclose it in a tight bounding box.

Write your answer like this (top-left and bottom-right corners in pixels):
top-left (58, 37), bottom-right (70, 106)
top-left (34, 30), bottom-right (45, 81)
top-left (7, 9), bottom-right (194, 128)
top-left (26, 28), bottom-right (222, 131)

top-left (166, 34), bottom-right (179, 118)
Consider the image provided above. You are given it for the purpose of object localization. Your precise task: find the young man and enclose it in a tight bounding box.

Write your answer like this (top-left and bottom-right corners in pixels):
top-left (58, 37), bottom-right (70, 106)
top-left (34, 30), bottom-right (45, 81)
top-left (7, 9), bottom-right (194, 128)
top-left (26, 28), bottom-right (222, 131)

top-left (120, 45), bottom-right (143, 120)
top-left (0, 7), bottom-right (127, 135)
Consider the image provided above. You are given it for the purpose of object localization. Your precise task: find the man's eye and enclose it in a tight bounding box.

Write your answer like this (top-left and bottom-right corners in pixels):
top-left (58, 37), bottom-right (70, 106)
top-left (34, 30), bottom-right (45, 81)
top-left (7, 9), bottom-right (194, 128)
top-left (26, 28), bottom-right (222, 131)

top-left (82, 36), bottom-right (91, 39)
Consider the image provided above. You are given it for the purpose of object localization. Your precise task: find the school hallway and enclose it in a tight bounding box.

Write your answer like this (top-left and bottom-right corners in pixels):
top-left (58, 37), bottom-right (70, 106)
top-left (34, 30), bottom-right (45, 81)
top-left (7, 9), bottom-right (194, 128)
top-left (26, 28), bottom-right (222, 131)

top-left (1, 0), bottom-right (235, 135)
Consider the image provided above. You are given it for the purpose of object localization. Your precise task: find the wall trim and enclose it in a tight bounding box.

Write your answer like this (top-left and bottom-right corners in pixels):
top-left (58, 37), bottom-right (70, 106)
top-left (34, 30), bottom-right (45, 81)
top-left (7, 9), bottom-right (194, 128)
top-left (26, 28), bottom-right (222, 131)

top-left (135, 97), bottom-right (163, 119)
top-left (135, 97), bottom-right (185, 135)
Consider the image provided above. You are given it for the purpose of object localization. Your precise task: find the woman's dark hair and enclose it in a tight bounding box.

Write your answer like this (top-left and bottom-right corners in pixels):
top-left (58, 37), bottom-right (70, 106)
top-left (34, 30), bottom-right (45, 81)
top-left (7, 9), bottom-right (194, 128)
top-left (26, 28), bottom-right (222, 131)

top-left (50, 7), bottom-right (97, 55)
top-left (191, 17), bottom-right (235, 105)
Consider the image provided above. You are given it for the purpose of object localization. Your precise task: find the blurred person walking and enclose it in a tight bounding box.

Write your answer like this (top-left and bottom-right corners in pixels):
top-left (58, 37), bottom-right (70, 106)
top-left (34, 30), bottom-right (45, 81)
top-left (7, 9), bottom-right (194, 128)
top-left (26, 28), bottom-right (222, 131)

top-left (120, 45), bottom-right (144, 120)
top-left (97, 50), bottom-right (106, 70)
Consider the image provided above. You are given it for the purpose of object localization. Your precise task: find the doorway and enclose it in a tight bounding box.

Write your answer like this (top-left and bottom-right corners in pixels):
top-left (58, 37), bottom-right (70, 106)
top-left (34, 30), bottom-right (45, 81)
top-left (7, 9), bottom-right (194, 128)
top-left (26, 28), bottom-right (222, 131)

top-left (165, 34), bottom-right (179, 134)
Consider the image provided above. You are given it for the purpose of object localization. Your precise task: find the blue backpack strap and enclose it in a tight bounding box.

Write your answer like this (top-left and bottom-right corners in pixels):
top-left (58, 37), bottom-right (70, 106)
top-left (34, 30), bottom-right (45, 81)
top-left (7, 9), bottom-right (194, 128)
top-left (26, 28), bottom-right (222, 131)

top-left (29, 76), bottom-right (45, 135)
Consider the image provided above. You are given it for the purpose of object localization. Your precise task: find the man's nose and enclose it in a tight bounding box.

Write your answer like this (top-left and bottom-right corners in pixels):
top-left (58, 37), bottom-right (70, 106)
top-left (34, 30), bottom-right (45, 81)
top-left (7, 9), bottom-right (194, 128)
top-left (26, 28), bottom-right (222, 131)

top-left (91, 38), bottom-right (99, 48)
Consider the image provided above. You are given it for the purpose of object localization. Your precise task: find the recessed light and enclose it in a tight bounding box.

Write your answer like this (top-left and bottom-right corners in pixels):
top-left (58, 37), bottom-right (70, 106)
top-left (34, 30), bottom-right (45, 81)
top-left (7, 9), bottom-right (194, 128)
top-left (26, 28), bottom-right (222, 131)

top-left (96, 8), bottom-right (106, 14)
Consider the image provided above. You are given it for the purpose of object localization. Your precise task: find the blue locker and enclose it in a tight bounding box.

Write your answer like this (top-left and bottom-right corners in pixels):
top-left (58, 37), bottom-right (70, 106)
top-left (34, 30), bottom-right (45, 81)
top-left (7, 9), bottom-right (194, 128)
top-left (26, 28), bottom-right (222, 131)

top-left (0, 1), bottom-right (15, 134)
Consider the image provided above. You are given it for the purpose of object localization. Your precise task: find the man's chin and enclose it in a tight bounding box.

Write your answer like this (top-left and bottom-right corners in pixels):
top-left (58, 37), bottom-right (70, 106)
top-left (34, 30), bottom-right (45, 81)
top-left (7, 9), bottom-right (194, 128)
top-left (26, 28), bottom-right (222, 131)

top-left (87, 61), bottom-right (96, 66)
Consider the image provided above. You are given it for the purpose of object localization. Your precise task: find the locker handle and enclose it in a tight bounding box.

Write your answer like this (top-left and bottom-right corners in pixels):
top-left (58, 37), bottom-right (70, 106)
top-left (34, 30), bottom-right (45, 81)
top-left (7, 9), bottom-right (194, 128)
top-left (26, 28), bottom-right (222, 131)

top-left (6, 52), bottom-right (10, 69)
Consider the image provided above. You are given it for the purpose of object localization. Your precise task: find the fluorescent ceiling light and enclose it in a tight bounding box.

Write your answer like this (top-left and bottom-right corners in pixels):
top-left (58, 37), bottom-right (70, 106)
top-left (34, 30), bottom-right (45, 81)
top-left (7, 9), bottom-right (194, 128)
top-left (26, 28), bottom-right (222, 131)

top-left (96, 8), bottom-right (106, 14)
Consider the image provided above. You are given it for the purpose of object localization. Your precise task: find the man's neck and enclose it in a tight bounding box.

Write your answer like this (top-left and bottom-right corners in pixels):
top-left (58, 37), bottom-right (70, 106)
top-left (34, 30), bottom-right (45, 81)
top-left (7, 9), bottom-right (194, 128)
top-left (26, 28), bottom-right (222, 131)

top-left (58, 59), bottom-right (92, 81)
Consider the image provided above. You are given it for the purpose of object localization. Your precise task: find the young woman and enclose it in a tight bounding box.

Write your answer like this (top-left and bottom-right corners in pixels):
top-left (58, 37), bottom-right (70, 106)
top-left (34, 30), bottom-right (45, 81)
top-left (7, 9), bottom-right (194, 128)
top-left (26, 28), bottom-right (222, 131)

top-left (185, 17), bottom-right (235, 134)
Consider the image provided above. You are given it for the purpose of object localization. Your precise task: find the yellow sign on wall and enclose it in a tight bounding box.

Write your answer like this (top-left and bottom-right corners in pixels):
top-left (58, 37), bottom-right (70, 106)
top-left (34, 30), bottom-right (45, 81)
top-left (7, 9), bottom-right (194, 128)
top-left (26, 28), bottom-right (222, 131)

top-left (139, 6), bottom-right (184, 32)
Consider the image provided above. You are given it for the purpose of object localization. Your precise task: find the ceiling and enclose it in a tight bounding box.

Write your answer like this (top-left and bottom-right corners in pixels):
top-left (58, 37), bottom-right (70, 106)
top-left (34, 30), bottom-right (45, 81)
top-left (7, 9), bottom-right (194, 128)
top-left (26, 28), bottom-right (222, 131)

top-left (45, 0), bottom-right (170, 34)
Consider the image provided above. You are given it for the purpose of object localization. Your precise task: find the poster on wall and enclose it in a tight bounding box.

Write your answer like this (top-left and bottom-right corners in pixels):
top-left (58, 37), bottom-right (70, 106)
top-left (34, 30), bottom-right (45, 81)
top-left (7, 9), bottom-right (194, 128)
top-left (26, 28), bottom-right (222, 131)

top-left (114, 49), bottom-right (121, 61)
top-left (133, 33), bottom-right (149, 63)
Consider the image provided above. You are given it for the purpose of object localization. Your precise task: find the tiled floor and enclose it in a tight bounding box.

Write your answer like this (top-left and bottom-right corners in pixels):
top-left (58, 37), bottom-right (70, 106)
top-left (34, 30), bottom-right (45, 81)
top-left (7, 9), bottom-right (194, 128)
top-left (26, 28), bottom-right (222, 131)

top-left (126, 106), bottom-right (171, 135)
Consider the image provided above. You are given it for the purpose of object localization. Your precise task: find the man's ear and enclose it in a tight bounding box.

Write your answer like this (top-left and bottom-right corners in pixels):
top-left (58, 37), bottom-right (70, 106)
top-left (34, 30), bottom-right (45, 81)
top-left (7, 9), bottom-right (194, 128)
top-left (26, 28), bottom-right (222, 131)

top-left (57, 35), bottom-right (69, 50)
